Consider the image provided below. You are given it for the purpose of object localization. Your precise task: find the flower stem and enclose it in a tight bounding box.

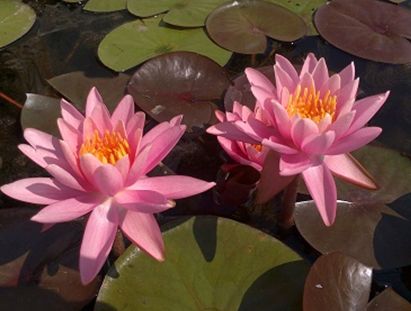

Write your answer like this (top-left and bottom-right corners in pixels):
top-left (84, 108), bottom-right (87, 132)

top-left (112, 229), bottom-right (126, 258)
top-left (0, 91), bottom-right (23, 109)
top-left (279, 176), bottom-right (299, 229)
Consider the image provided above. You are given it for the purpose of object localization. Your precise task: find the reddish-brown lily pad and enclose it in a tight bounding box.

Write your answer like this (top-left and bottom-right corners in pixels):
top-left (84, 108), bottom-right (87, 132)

top-left (206, 0), bottom-right (307, 54)
top-left (314, 0), bottom-right (411, 64)
top-left (127, 52), bottom-right (231, 133)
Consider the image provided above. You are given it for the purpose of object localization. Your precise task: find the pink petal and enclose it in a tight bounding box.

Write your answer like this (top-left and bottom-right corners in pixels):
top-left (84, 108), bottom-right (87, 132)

top-left (140, 120), bottom-right (183, 150)
top-left (85, 87), bottom-right (104, 117)
top-left (215, 110), bottom-right (226, 122)
top-left (93, 164), bottom-right (124, 196)
top-left (115, 189), bottom-right (174, 213)
top-left (89, 104), bottom-right (113, 134)
top-left (142, 125), bottom-right (185, 175)
top-left (247, 118), bottom-right (278, 141)
top-left (57, 118), bottom-right (82, 154)
top-left (119, 212), bottom-right (165, 261)
top-left (1, 178), bottom-right (84, 204)
top-left (319, 73), bottom-right (340, 97)
top-left (325, 153), bottom-right (378, 190)
top-left (317, 114), bottom-right (332, 133)
top-left (217, 137), bottom-right (252, 168)
top-left (327, 111), bottom-right (355, 140)
top-left (130, 175), bottom-right (215, 199)
top-left (80, 154), bottom-right (102, 188)
top-left (125, 143), bottom-right (152, 187)
top-left (302, 163), bottom-right (337, 226)
top-left (80, 199), bottom-right (119, 284)
top-left (291, 117), bottom-right (319, 148)
top-left (115, 155), bottom-right (131, 184)
top-left (279, 152), bottom-right (313, 175)
top-left (344, 92), bottom-right (390, 137)
top-left (82, 117), bottom-right (98, 142)
top-left (250, 85), bottom-right (276, 108)
top-left (336, 78), bottom-right (359, 110)
top-left (126, 111), bottom-right (145, 138)
top-left (45, 164), bottom-right (88, 191)
top-left (299, 72), bottom-right (316, 91)
top-left (301, 131), bottom-right (335, 155)
top-left (300, 53), bottom-right (318, 77)
top-left (31, 193), bottom-right (103, 223)
top-left (262, 137), bottom-right (298, 154)
top-left (245, 67), bottom-right (276, 94)
top-left (169, 115), bottom-right (183, 127)
top-left (271, 100), bottom-right (292, 140)
top-left (275, 54), bottom-right (299, 96)
top-left (254, 150), bottom-right (296, 204)
top-left (326, 127), bottom-right (382, 155)
top-left (111, 95), bottom-right (135, 126)
top-left (59, 140), bottom-right (85, 178)
top-left (18, 144), bottom-right (52, 168)
top-left (24, 128), bottom-right (62, 152)
top-left (311, 57), bottom-right (329, 89)
top-left (207, 122), bottom-right (260, 145)
top-left (338, 62), bottom-right (355, 87)
top-left (60, 99), bottom-right (84, 131)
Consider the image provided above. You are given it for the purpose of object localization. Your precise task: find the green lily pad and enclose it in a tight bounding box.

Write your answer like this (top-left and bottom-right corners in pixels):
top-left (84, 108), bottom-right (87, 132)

top-left (314, 0), bottom-right (411, 64)
top-left (127, 52), bottom-right (230, 133)
top-left (295, 145), bottom-right (411, 269)
top-left (0, 0), bottom-right (36, 48)
top-left (98, 15), bottom-right (232, 72)
top-left (206, 0), bottom-right (307, 54)
top-left (303, 252), bottom-right (372, 311)
top-left (96, 216), bottom-right (309, 310)
top-left (84, 0), bottom-right (127, 12)
top-left (126, 0), bottom-right (228, 27)
top-left (266, 0), bottom-right (327, 36)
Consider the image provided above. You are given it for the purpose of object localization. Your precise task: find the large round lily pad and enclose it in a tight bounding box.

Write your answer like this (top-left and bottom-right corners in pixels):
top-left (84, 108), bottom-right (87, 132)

top-left (0, 0), bottom-right (36, 48)
top-left (127, 0), bottom-right (228, 27)
top-left (295, 145), bottom-right (411, 269)
top-left (127, 52), bottom-right (230, 133)
top-left (314, 0), bottom-right (411, 64)
top-left (98, 16), bottom-right (232, 72)
top-left (206, 0), bottom-right (307, 54)
top-left (96, 216), bottom-right (309, 310)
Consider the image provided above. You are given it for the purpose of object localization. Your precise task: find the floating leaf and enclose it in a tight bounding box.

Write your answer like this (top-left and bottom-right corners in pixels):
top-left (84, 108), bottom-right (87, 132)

top-left (0, 208), bottom-right (101, 311)
top-left (366, 288), bottom-right (411, 311)
top-left (84, 0), bottom-right (127, 12)
top-left (127, 0), bottom-right (228, 27)
top-left (127, 52), bottom-right (230, 132)
top-left (303, 252), bottom-right (372, 311)
top-left (0, 0), bottom-right (36, 48)
top-left (96, 216), bottom-right (309, 310)
top-left (98, 16), bottom-right (232, 72)
top-left (295, 145), bottom-right (411, 269)
top-left (314, 0), bottom-right (411, 64)
top-left (206, 0), bottom-right (307, 54)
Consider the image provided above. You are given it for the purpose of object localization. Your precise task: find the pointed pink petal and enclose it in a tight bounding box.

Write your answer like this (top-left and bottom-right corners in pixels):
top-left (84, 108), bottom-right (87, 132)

top-left (327, 111), bottom-right (355, 140)
top-left (338, 62), bottom-right (355, 87)
top-left (45, 164), bottom-right (88, 191)
top-left (325, 153), bottom-right (378, 190)
top-left (130, 175), bottom-right (215, 199)
top-left (247, 118), bottom-right (278, 141)
top-left (24, 128), bottom-right (62, 152)
top-left (291, 117), bottom-right (319, 148)
top-left (31, 193), bottom-right (103, 223)
top-left (319, 73), bottom-right (340, 97)
top-left (317, 114), bottom-right (332, 133)
top-left (1, 178), bottom-right (83, 204)
top-left (82, 117), bottom-right (98, 141)
top-left (111, 95), bottom-right (134, 126)
top-left (85, 87), bottom-right (104, 117)
top-left (245, 67), bottom-right (276, 94)
top-left (115, 155), bottom-right (130, 184)
top-left (115, 189), bottom-right (174, 213)
top-left (18, 144), bottom-right (51, 168)
top-left (80, 199), bottom-right (119, 284)
top-left (250, 85), bottom-right (276, 108)
top-left (59, 140), bottom-right (84, 178)
top-left (140, 120), bottom-right (184, 150)
top-left (336, 78), bottom-right (359, 110)
top-left (207, 121), bottom-right (262, 145)
top-left (217, 137), bottom-right (253, 168)
top-left (142, 126), bottom-right (185, 175)
top-left (79, 154), bottom-right (102, 188)
top-left (89, 104), bottom-right (113, 134)
top-left (301, 131), bottom-right (335, 155)
top-left (302, 163), bottom-right (337, 226)
top-left (299, 72), bottom-right (316, 91)
top-left (215, 110), bottom-right (226, 122)
top-left (254, 150), bottom-right (295, 204)
top-left (299, 53), bottom-right (318, 77)
top-left (125, 144), bottom-right (152, 186)
top-left (93, 164), bottom-right (124, 196)
top-left (262, 137), bottom-right (298, 154)
top-left (126, 111), bottom-right (146, 137)
top-left (312, 57), bottom-right (329, 89)
top-left (60, 99), bottom-right (84, 130)
top-left (57, 118), bottom-right (82, 154)
top-left (271, 100), bottom-right (292, 140)
top-left (326, 127), bottom-right (382, 155)
top-left (119, 212), bottom-right (165, 261)
top-left (280, 153), bottom-right (313, 175)
top-left (344, 91), bottom-right (390, 137)
top-left (275, 54), bottom-right (299, 96)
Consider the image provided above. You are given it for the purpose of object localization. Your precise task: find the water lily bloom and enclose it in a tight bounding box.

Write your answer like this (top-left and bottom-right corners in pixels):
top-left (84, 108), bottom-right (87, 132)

top-left (1, 88), bottom-right (215, 284)
top-left (208, 53), bottom-right (389, 226)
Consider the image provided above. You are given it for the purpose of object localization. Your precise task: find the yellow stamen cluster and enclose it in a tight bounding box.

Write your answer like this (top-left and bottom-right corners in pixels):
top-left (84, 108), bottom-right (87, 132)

top-left (286, 85), bottom-right (337, 123)
top-left (79, 129), bottom-right (130, 165)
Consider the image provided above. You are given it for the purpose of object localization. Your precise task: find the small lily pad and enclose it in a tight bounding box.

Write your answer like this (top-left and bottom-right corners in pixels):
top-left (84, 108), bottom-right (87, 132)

top-left (206, 0), bottom-right (307, 54)
top-left (127, 0), bottom-right (229, 27)
top-left (314, 0), bottom-right (411, 64)
top-left (83, 0), bottom-right (127, 12)
top-left (127, 52), bottom-right (230, 133)
top-left (0, 0), bottom-right (36, 48)
top-left (96, 216), bottom-right (309, 310)
top-left (98, 16), bottom-right (232, 72)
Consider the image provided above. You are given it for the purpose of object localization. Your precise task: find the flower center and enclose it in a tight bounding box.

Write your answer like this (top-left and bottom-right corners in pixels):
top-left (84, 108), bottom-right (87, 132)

top-left (79, 129), bottom-right (130, 165)
top-left (286, 85), bottom-right (337, 123)
top-left (252, 144), bottom-right (263, 152)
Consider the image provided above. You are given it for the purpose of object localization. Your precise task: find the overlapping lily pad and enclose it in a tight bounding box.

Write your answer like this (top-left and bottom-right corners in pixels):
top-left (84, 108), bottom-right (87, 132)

top-left (295, 145), bottom-right (411, 269)
top-left (303, 252), bottom-right (372, 311)
top-left (0, 208), bottom-right (101, 311)
top-left (127, 52), bottom-right (230, 133)
top-left (83, 0), bottom-right (127, 12)
top-left (127, 0), bottom-right (228, 27)
top-left (98, 15), bottom-right (232, 72)
top-left (206, 0), bottom-right (307, 54)
top-left (96, 216), bottom-right (309, 310)
top-left (0, 0), bottom-right (36, 48)
top-left (314, 0), bottom-right (411, 64)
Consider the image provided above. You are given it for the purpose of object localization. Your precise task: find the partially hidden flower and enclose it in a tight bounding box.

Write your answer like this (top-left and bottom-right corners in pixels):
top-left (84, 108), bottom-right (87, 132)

top-left (208, 53), bottom-right (389, 226)
top-left (1, 88), bottom-right (215, 284)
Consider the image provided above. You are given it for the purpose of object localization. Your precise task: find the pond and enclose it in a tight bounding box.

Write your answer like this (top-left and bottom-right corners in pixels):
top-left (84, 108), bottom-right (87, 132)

top-left (1, 0), bottom-right (411, 310)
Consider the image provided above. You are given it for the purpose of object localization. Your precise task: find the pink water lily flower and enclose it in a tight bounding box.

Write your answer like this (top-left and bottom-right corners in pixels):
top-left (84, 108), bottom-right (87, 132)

top-left (209, 53), bottom-right (389, 226)
top-left (1, 88), bottom-right (215, 284)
